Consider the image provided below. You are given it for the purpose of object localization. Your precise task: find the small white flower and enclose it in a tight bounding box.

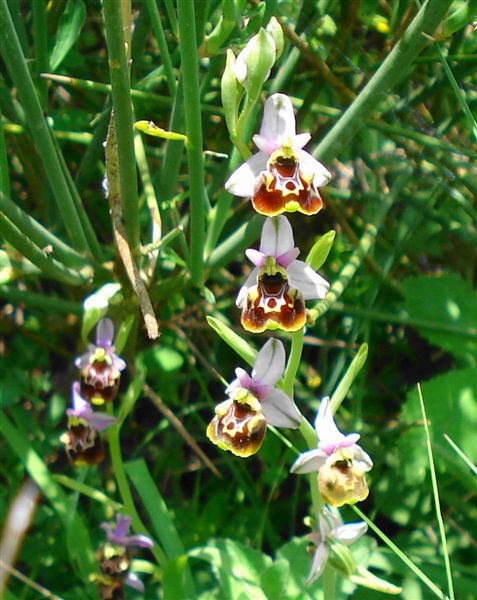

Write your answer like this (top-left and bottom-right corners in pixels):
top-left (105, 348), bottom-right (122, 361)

top-left (226, 94), bottom-right (331, 216)
top-left (306, 507), bottom-right (367, 583)
top-left (291, 397), bottom-right (372, 506)
top-left (237, 216), bottom-right (329, 333)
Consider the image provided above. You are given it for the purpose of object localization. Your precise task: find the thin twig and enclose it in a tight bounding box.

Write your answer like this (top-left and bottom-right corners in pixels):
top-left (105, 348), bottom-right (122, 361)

top-left (105, 116), bottom-right (160, 339)
top-left (143, 383), bottom-right (222, 478)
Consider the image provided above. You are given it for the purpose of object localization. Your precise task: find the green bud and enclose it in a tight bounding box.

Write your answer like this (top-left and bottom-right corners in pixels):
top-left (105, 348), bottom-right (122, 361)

top-left (234, 28), bottom-right (276, 100)
top-left (266, 17), bottom-right (284, 59)
top-left (221, 48), bottom-right (242, 137)
top-left (350, 567), bottom-right (402, 595)
top-left (327, 541), bottom-right (357, 577)
top-left (306, 230), bottom-right (336, 270)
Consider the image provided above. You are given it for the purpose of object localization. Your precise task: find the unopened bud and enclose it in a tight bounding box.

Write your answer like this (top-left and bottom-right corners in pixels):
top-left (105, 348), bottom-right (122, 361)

top-left (234, 28), bottom-right (276, 100)
top-left (266, 17), bottom-right (284, 59)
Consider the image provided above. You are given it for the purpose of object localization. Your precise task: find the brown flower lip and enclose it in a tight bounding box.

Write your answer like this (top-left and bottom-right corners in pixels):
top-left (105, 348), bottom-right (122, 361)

top-left (241, 270), bottom-right (306, 333)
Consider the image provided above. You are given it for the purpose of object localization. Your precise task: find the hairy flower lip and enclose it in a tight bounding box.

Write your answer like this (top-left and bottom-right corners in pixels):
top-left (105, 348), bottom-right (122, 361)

top-left (207, 339), bottom-right (302, 457)
top-left (237, 217), bottom-right (329, 333)
top-left (290, 397), bottom-right (372, 506)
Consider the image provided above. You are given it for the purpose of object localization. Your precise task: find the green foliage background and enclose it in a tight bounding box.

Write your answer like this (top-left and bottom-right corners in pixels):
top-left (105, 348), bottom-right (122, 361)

top-left (0, 0), bottom-right (476, 598)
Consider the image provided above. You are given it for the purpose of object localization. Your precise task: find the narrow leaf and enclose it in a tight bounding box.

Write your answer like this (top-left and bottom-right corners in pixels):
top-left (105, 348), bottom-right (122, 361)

top-left (50, 0), bottom-right (87, 71)
top-left (330, 344), bottom-right (368, 412)
top-left (306, 230), bottom-right (336, 270)
top-left (207, 315), bottom-right (257, 365)
top-left (135, 120), bottom-right (187, 141)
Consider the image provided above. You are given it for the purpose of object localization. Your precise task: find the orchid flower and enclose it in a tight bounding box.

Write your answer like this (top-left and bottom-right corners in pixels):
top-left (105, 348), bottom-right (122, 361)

top-left (226, 93), bottom-right (331, 216)
top-left (60, 383), bottom-right (117, 466)
top-left (75, 318), bottom-right (126, 405)
top-left (306, 507), bottom-right (367, 584)
top-left (291, 397), bottom-right (373, 506)
top-left (101, 514), bottom-right (153, 550)
top-left (237, 216), bottom-right (329, 333)
top-left (207, 338), bottom-right (301, 457)
top-left (98, 515), bottom-right (153, 594)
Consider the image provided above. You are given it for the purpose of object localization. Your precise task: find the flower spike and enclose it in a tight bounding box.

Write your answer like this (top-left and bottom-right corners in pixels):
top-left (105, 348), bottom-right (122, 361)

top-left (226, 94), bottom-right (331, 216)
top-left (291, 397), bottom-right (372, 507)
top-left (207, 339), bottom-right (301, 457)
top-left (238, 216), bottom-right (329, 333)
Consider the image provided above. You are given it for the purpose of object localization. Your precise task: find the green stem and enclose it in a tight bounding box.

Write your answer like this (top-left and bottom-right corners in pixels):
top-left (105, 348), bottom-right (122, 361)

top-left (0, 191), bottom-right (87, 269)
top-left (107, 422), bottom-right (167, 567)
top-left (0, 0), bottom-right (91, 253)
top-left (283, 329), bottom-right (305, 397)
top-left (309, 193), bottom-right (396, 322)
top-left (145, 0), bottom-right (177, 97)
top-left (0, 212), bottom-right (87, 285)
top-left (323, 566), bottom-right (336, 600)
top-left (0, 286), bottom-right (82, 314)
top-left (103, 0), bottom-right (141, 255)
top-left (313, 0), bottom-right (454, 162)
top-left (32, 0), bottom-right (48, 107)
top-left (177, 0), bottom-right (208, 287)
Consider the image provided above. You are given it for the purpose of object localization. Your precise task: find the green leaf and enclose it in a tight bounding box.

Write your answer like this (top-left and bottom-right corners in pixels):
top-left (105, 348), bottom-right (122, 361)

top-left (401, 274), bottom-right (477, 362)
top-left (330, 344), bottom-right (368, 412)
top-left (125, 459), bottom-right (195, 598)
top-left (260, 559), bottom-right (290, 599)
top-left (306, 230), bottom-right (336, 271)
top-left (135, 120), bottom-right (187, 141)
top-left (50, 0), bottom-right (86, 71)
top-left (399, 368), bottom-right (477, 485)
top-left (207, 316), bottom-right (257, 366)
top-left (189, 538), bottom-right (272, 600)
top-left (275, 537), bottom-right (322, 597)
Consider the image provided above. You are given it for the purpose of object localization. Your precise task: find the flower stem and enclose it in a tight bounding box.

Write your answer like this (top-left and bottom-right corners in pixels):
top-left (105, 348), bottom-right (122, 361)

top-left (177, 0), bottom-right (208, 287)
top-left (145, 0), bottom-right (177, 98)
top-left (323, 565), bottom-right (336, 600)
top-left (283, 328), bottom-right (305, 398)
top-left (107, 419), bottom-right (167, 567)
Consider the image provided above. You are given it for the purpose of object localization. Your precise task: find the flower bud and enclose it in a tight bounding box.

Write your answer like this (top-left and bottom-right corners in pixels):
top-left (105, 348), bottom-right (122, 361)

top-left (233, 28), bottom-right (276, 100)
top-left (266, 17), bottom-right (284, 59)
top-left (221, 49), bottom-right (243, 137)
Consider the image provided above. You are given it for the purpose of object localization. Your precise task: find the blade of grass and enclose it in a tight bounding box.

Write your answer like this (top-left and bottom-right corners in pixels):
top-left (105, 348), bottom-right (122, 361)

top-left (125, 458), bottom-right (196, 598)
top-left (0, 191), bottom-right (88, 270)
top-left (351, 505), bottom-right (448, 600)
top-left (432, 41), bottom-right (477, 142)
top-left (177, 0), bottom-right (208, 287)
top-left (417, 384), bottom-right (455, 600)
top-left (145, 0), bottom-right (177, 97)
top-left (0, 0), bottom-right (93, 254)
top-left (314, 0), bottom-right (454, 162)
top-left (52, 474), bottom-right (122, 510)
top-left (330, 344), bottom-right (368, 412)
top-left (443, 434), bottom-right (477, 477)
top-left (0, 411), bottom-right (96, 589)
top-left (0, 286), bottom-right (82, 314)
top-left (0, 211), bottom-right (87, 285)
